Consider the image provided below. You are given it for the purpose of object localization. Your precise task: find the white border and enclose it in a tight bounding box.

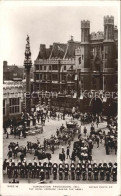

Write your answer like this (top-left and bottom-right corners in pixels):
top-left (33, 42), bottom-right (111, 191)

top-left (0, 1), bottom-right (120, 196)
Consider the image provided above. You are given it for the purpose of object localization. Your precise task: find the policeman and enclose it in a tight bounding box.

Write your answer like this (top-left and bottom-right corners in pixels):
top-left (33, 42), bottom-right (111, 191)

top-left (106, 163), bottom-right (111, 181)
top-left (7, 163), bottom-right (12, 179)
top-left (53, 163), bottom-right (58, 180)
top-left (36, 162), bottom-right (40, 179)
top-left (20, 163), bottom-right (25, 178)
top-left (43, 161), bottom-right (47, 172)
top-left (24, 161), bottom-right (28, 179)
top-left (40, 169), bottom-right (45, 182)
top-left (31, 162), bottom-right (36, 178)
top-left (93, 165), bottom-right (98, 180)
top-left (18, 160), bottom-right (22, 176)
top-left (82, 164), bottom-right (86, 180)
top-left (59, 164), bottom-right (63, 180)
top-left (88, 164), bottom-right (92, 181)
top-left (112, 164), bottom-right (117, 181)
top-left (76, 165), bottom-right (81, 180)
top-left (11, 160), bottom-right (15, 178)
top-left (99, 163), bottom-right (104, 181)
top-left (45, 163), bottom-right (50, 180)
top-left (28, 160), bottom-right (32, 178)
top-left (70, 163), bottom-right (75, 180)
top-left (64, 163), bottom-right (69, 180)
top-left (103, 161), bottom-right (107, 173)
top-left (48, 160), bottom-right (52, 175)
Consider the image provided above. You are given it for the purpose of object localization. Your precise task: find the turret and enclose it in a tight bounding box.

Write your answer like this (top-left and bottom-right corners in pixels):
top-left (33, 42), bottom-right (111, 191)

top-left (81, 20), bottom-right (90, 43)
top-left (104, 15), bottom-right (114, 41)
top-left (3, 61), bottom-right (8, 67)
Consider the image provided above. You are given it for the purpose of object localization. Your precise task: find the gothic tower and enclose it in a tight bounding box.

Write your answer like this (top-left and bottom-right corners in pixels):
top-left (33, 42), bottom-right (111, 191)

top-left (80, 20), bottom-right (91, 90)
top-left (103, 16), bottom-right (115, 69)
top-left (103, 16), bottom-right (115, 91)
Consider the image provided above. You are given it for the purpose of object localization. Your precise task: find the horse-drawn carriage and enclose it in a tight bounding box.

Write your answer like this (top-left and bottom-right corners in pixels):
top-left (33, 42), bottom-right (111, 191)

top-left (8, 142), bottom-right (26, 158)
top-left (66, 120), bottom-right (79, 135)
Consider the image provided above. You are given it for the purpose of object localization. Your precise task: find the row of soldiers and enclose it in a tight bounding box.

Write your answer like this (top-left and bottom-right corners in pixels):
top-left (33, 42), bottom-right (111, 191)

top-left (3, 159), bottom-right (117, 182)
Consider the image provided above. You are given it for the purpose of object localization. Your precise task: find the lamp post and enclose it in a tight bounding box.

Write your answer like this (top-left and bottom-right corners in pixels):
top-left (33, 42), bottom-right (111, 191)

top-left (24, 35), bottom-right (32, 114)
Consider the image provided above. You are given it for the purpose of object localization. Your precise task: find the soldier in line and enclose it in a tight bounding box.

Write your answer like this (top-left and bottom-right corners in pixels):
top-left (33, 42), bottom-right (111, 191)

top-left (4, 159), bottom-right (117, 182)
top-left (52, 163), bottom-right (58, 180)
top-left (64, 163), bottom-right (69, 180)
top-left (58, 164), bottom-right (64, 180)
top-left (70, 161), bottom-right (75, 180)
top-left (76, 164), bottom-right (81, 180)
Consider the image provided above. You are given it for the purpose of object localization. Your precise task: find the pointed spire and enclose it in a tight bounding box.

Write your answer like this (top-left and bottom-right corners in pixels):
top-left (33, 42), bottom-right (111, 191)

top-left (24, 35), bottom-right (32, 69)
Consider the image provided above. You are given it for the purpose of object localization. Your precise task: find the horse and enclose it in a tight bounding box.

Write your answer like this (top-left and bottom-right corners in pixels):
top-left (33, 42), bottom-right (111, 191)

top-left (34, 151), bottom-right (51, 160)
top-left (13, 146), bottom-right (26, 158)
top-left (8, 142), bottom-right (17, 151)
top-left (27, 142), bottom-right (39, 153)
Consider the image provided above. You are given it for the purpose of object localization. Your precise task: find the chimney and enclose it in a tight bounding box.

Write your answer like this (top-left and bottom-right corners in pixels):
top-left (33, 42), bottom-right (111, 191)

top-left (3, 61), bottom-right (7, 67)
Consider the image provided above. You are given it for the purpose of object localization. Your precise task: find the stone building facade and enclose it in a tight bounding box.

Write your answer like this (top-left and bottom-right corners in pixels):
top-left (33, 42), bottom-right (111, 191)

top-left (3, 81), bottom-right (25, 123)
top-left (33, 16), bottom-right (118, 115)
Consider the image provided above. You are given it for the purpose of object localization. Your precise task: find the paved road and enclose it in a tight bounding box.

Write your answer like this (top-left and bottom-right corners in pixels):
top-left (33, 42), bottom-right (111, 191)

top-left (3, 115), bottom-right (117, 183)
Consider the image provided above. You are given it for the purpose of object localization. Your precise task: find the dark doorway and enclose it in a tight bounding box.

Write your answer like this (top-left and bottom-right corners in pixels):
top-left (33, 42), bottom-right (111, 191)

top-left (90, 98), bottom-right (103, 115)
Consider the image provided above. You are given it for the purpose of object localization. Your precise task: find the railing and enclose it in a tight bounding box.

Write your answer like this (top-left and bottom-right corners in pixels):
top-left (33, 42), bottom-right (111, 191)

top-left (34, 58), bottom-right (75, 65)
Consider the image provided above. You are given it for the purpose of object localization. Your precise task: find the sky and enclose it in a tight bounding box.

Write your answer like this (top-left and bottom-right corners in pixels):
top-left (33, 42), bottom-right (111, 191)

top-left (0, 1), bottom-right (119, 66)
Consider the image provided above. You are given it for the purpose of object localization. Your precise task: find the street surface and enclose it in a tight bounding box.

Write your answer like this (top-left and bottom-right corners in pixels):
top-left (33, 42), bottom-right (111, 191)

top-left (3, 114), bottom-right (117, 183)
